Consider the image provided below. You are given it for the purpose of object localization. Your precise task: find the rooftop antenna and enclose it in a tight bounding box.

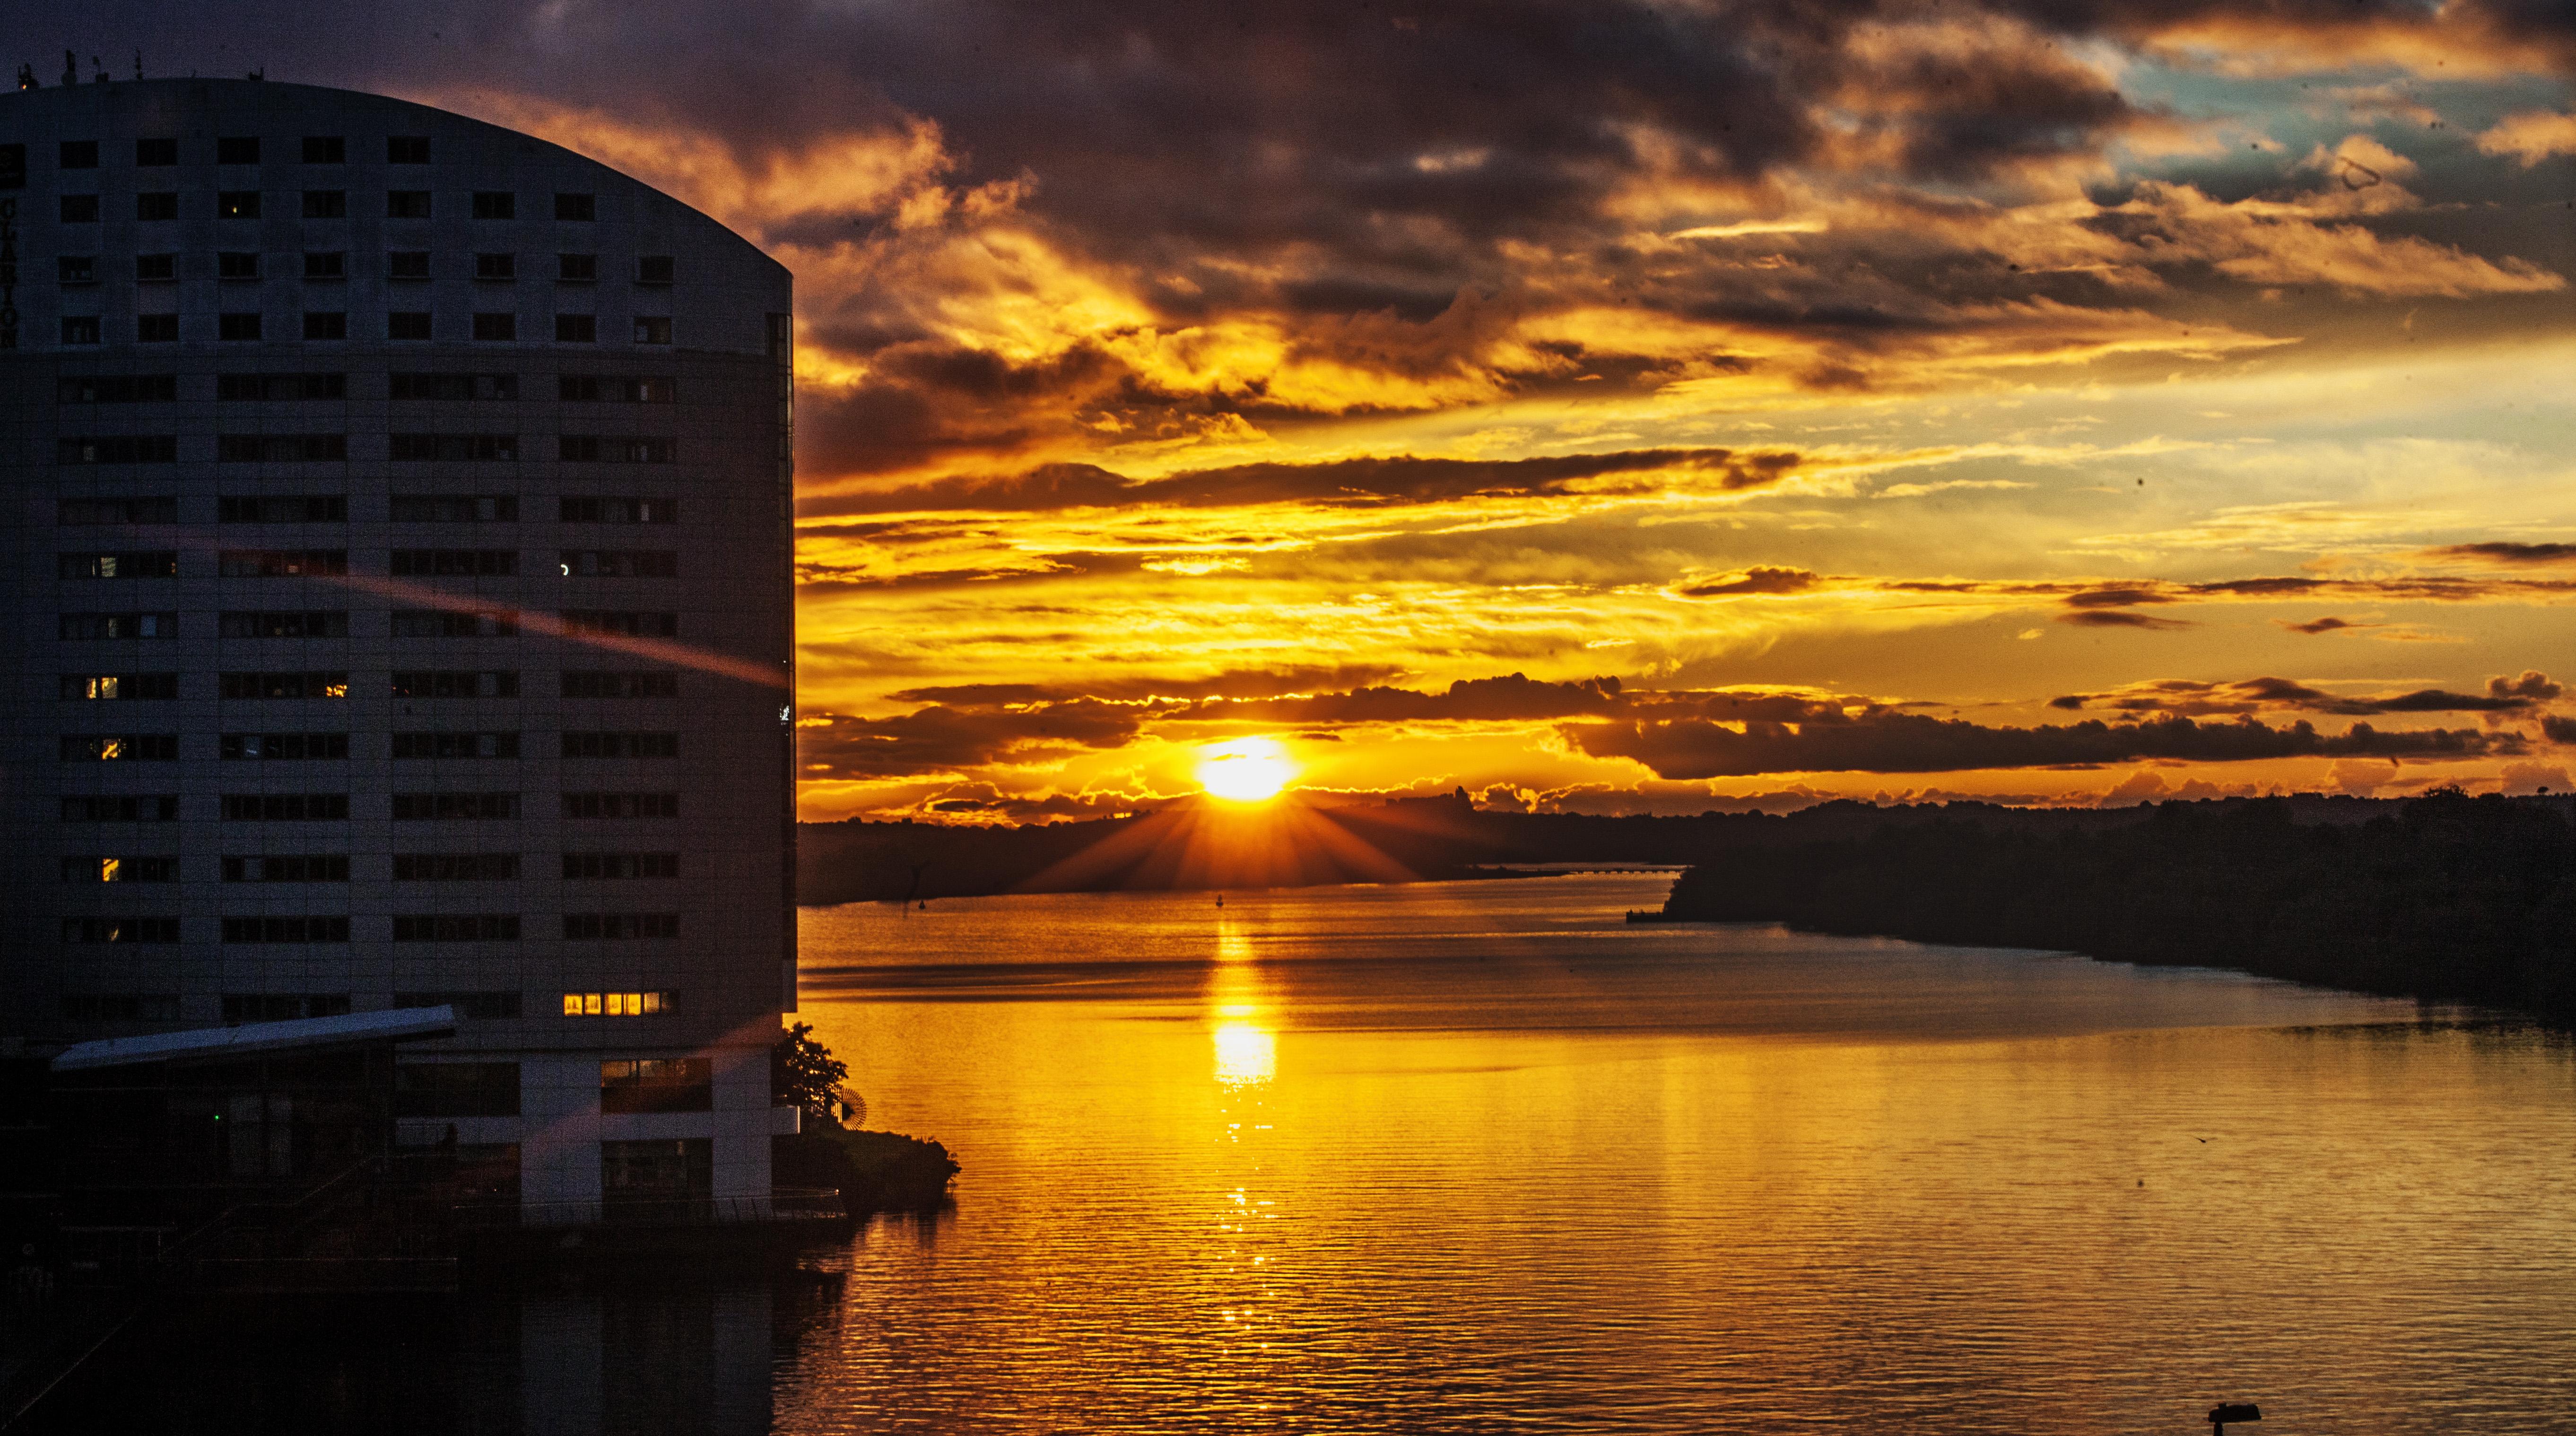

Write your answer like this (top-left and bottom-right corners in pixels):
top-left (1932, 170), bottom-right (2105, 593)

top-left (91, 54), bottom-right (106, 84)
top-left (61, 49), bottom-right (74, 87)
top-left (16, 63), bottom-right (35, 91)
top-left (132, 50), bottom-right (141, 80)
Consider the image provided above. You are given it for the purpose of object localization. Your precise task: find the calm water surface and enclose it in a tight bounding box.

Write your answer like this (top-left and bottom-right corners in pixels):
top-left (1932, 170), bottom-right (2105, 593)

top-left (782, 876), bottom-right (2576, 1434)
top-left (31, 875), bottom-right (2576, 1433)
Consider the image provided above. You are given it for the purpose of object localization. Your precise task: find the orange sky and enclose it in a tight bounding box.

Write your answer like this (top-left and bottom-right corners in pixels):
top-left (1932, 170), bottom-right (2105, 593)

top-left (145, 0), bottom-right (2576, 820)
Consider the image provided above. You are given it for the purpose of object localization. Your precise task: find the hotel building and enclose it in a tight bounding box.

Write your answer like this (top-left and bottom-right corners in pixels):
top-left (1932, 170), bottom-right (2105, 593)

top-left (0, 77), bottom-right (800, 1215)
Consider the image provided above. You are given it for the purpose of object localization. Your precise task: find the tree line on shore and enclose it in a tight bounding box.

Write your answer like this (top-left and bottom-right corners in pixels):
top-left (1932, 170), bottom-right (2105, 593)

top-left (1650, 790), bottom-right (2576, 1019)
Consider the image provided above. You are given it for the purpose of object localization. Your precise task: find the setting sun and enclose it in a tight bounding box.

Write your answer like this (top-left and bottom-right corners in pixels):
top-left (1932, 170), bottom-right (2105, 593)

top-left (1197, 737), bottom-right (1298, 803)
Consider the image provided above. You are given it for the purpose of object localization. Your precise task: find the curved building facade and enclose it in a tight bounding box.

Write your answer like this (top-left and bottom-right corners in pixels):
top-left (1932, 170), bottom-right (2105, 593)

top-left (0, 78), bottom-right (798, 1211)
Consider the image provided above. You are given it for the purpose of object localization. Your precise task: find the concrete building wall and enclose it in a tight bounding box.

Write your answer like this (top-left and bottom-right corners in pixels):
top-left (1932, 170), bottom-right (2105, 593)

top-left (0, 78), bottom-right (799, 1205)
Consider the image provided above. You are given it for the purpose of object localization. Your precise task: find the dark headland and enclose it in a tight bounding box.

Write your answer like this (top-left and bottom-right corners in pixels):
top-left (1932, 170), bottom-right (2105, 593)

top-left (801, 788), bottom-right (2576, 1020)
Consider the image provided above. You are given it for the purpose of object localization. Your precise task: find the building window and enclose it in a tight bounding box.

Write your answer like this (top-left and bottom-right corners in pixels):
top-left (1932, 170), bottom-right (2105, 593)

top-left (554, 192), bottom-right (595, 221)
top-left (218, 489), bottom-right (344, 517)
top-left (61, 316), bottom-right (102, 345)
top-left (601, 1139), bottom-right (710, 1201)
top-left (217, 136), bottom-right (261, 164)
top-left (558, 437), bottom-right (674, 463)
top-left (599, 1059), bottom-right (711, 1114)
top-left (58, 255), bottom-right (96, 284)
top-left (389, 311), bottom-right (433, 340)
top-left (222, 917), bottom-right (351, 944)
top-left (388, 136), bottom-right (430, 164)
top-left (633, 317), bottom-right (672, 345)
top-left (218, 732), bottom-right (351, 759)
top-left (217, 435), bottom-right (349, 464)
top-left (220, 855), bottom-right (350, 882)
top-left (389, 670), bottom-right (521, 698)
top-left (557, 253), bottom-right (597, 282)
top-left (559, 549), bottom-right (678, 577)
top-left (217, 372), bottom-right (347, 401)
top-left (389, 250), bottom-right (431, 279)
top-left (560, 731), bottom-right (679, 759)
top-left (475, 252), bottom-right (515, 280)
top-left (303, 311), bottom-right (348, 340)
top-left (558, 376), bottom-right (673, 403)
top-left (218, 671), bottom-right (350, 700)
top-left (219, 313), bottom-right (264, 341)
top-left (390, 793), bottom-right (521, 821)
top-left (387, 190), bottom-right (432, 219)
top-left (390, 433), bottom-right (520, 462)
top-left (58, 490), bottom-right (179, 514)
top-left (219, 251), bottom-right (261, 279)
top-left (58, 550), bottom-right (180, 578)
top-left (59, 612), bottom-right (179, 640)
top-left (390, 549), bottom-right (518, 577)
top-left (60, 735), bottom-right (181, 761)
top-left (563, 852), bottom-right (679, 879)
top-left (302, 189), bottom-right (348, 218)
top-left (560, 496), bottom-right (678, 523)
top-left (61, 796), bottom-right (182, 822)
top-left (136, 137), bottom-right (178, 166)
top-left (565, 992), bottom-right (679, 1017)
top-left (472, 191), bottom-right (515, 220)
top-left (555, 314), bottom-right (596, 343)
top-left (389, 372), bottom-right (518, 400)
top-left (390, 608), bottom-right (518, 638)
top-left (472, 312), bottom-right (516, 341)
top-left (64, 918), bottom-right (182, 944)
top-left (136, 192), bottom-right (177, 221)
top-left (137, 315), bottom-right (179, 343)
top-left (217, 611), bottom-right (349, 639)
top-left (302, 135), bottom-right (345, 164)
top-left (59, 139), bottom-right (99, 168)
top-left (215, 548), bottom-right (349, 576)
top-left (389, 495), bottom-right (519, 522)
top-left (136, 253), bottom-right (177, 281)
top-left (392, 853), bottom-right (522, 881)
top-left (58, 437), bottom-right (179, 464)
top-left (560, 792), bottom-right (679, 819)
top-left (61, 856), bottom-right (180, 882)
top-left (59, 673), bottom-right (180, 700)
top-left (218, 793), bottom-right (351, 821)
top-left (561, 670), bottom-right (679, 698)
top-left (305, 251), bottom-right (346, 279)
top-left (396, 1063), bottom-right (521, 1118)
top-left (60, 194), bottom-right (100, 223)
top-left (392, 914), bottom-right (522, 942)
top-left (636, 256), bottom-right (674, 285)
top-left (558, 610), bottom-right (677, 637)
top-left (218, 191), bottom-right (261, 219)
top-left (391, 732), bottom-right (522, 760)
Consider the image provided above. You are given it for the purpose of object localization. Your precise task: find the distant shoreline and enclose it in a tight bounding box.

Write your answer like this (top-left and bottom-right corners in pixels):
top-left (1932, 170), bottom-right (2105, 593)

top-left (1640, 791), bottom-right (2575, 1022)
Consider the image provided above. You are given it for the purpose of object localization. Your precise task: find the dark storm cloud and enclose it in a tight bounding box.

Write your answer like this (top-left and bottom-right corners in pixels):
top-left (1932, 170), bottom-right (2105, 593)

top-left (804, 448), bottom-right (1804, 516)
top-left (1213, 673), bottom-right (1626, 725)
top-left (1671, 566), bottom-right (1825, 598)
top-left (1568, 710), bottom-right (2525, 779)
top-left (2048, 671), bottom-right (2559, 717)
top-left (2057, 609), bottom-right (2193, 629)
top-left (2427, 542), bottom-right (2576, 566)
top-left (796, 700), bottom-right (1145, 776)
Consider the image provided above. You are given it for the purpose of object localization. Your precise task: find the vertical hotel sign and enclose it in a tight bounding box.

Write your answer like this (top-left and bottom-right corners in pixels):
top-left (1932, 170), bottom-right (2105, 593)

top-left (0, 142), bottom-right (21, 348)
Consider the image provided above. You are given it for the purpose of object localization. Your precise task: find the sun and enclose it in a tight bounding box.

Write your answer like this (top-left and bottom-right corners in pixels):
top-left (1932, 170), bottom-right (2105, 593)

top-left (1197, 737), bottom-right (1297, 803)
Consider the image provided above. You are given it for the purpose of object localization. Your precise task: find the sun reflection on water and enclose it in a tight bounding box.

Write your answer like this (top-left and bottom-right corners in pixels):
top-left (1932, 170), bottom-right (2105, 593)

top-left (1208, 916), bottom-right (1277, 1088)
